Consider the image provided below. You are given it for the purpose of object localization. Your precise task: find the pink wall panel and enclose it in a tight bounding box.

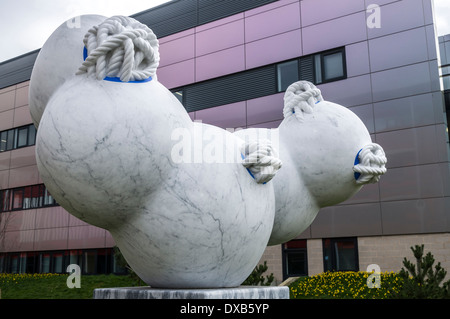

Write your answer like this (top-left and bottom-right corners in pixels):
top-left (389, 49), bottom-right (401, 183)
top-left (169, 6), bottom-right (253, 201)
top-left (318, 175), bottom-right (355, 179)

top-left (195, 46), bottom-right (245, 82)
top-left (34, 227), bottom-right (68, 251)
top-left (247, 119), bottom-right (282, 129)
top-left (245, 2), bottom-right (300, 43)
top-left (0, 170), bottom-right (9, 189)
top-left (8, 165), bottom-right (40, 188)
top-left (14, 85), bottom-right (29, 108)
top-left (9, 146), bottom-right (36, 169)
top-left (105, 232), bottom-right (115, 247)
top-left (35, 206), bottom-right (70, 229)
top-left (157, 59), bottom-right (195, 89)
top-left (246, 93), bottom-right (284, 126)
top-left (0, 152), bottom-right (11, 171)
top-left (195, 101), bottom-right (246, 129)
top-left (3, 210), bottom-right (36, 232)
top-left (0, 109), bottom-right (14, 131)
top-left (0, 90), bottom-right (15, 113)
top-left (302, 12), bottom-right (367, 55)
top-left (14, 105), bottom-right (33, 127)
top-left (67, 225), bottom-right (107, 249)
top-left (68, 213), bottom-right (90, 226)
top-left (159, 34), bottom-right (195, 67)
top-left (3, 230), bottom-right (35, 252)
top-left (196, 19), bottom-right (244, 56)
top-left (300, 0), bottom-right (365, 27)
top-left (245, 29), bottom-right (302, 69)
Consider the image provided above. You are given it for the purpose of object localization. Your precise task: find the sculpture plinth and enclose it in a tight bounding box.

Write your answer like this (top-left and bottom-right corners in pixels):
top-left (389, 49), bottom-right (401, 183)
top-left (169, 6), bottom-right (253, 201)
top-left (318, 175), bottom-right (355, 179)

top-left (93, 286), bottom-right (290, 299)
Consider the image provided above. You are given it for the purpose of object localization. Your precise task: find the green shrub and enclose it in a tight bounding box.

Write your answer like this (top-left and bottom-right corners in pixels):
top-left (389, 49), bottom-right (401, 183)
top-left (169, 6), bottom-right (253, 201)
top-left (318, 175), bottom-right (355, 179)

top-left (242, 261), bottom-right (274, 286)
top-left (395, 244), bottom-right (450, 299)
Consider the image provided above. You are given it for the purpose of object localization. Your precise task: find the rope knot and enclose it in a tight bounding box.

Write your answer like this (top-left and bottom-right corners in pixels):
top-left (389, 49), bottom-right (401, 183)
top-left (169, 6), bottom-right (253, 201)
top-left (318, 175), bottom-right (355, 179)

top-left (353, 143), bottom-right (387, 184)
top-left (76, 15), bottom-right (159, 82)
top-left (283, 81), bottom-right (323, 120)
top-left (241, 140), bottom-right (282, 184)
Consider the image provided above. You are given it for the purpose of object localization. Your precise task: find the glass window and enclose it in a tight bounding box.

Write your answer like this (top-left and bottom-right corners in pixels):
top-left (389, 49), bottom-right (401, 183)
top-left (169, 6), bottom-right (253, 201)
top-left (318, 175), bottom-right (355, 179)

top-left (28, 124), bottom-right (36, 146)
top-left (277, 60), bottom-right (299, 92)
top-left (10, 254), bottom-right (19, 273)
top-left (6, 129), bottom-right (14, 150)
top-left (83, 250), bottom-right (96, 274)
top-left (17, 127), bottom-right (28, 148)
top-left (40, 253), bottom-right (51, 273)
top-left (1, 189), bottom-right (10, 212)
top-left (0, 254), bottom-right (5, 273)
top-left (282, 239), bottom-right (308, 279)
top-left (323, 237), bottom-right (359, 272)
top-left (12, 188), bottom-right (24, 210)
top-left (23, 186), bottom-right (32, 209)
top-left (52, 252), bottom-right (64, 273)
top-left (44, 188), bottom-right (56, 206)
top-left (314, 54), bottom-right (322, 84)
top-left (0, 131), bottom-right (7, 152)
top-left (25, 252), bottom-right (37, 273)
top-left (323, 51), bottom-right (345, 81)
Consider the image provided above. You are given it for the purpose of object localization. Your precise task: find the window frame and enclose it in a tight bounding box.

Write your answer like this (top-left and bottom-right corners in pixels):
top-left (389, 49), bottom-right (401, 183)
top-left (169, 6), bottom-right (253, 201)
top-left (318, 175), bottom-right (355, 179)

top-left (315, 47), bottom-right (347, 84)
top-left (322, 237), bottom-right (359, 272)
top-left (0, 124), bottom-right (37, 153)
top-left (276, 59), bottom-right (300, 93)
top-left (282, 239), bottom-right (308, 280)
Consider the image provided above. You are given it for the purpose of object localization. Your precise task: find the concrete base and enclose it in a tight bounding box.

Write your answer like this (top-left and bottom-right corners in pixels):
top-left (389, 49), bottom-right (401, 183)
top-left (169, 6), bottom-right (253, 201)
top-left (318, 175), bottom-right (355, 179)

top-left (93, 286), bottom-right (290, 299)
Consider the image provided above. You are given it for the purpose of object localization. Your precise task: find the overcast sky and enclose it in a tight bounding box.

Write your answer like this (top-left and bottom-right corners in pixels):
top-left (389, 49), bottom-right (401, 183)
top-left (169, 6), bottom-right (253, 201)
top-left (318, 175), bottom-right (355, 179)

top-left (0, 0), bottom-right (450, 63)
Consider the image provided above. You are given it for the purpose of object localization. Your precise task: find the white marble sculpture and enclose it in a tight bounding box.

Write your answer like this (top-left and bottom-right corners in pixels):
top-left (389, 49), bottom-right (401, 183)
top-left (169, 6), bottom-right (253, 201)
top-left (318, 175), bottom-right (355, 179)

top-left (29, 15), bottom-right (386, 288)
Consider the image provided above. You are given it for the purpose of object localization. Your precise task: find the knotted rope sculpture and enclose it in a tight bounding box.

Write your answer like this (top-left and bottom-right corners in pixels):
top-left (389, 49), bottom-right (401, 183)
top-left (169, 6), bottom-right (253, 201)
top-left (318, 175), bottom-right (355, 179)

top-left (283, 81), bottom-right (323, 120)
top-left (76, 15), bottom-right (159, 82)
top-left (353, 143), bottom-right (387, 184)
top-left (241, 140), bottom-right (282, 184)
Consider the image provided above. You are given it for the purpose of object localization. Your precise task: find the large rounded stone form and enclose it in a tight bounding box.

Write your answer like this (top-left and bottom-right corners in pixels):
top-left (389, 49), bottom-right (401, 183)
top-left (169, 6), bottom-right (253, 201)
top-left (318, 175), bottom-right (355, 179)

top-left (30, 16), bottom-right (276, 288)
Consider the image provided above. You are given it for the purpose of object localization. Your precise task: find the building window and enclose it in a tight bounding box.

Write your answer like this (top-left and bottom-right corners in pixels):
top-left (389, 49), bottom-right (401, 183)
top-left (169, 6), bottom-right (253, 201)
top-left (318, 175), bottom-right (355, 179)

top-left (314, 48), bottom-right (346, 84)
top-left (2, 184), bottom-right (58, 212)
top-left (0, 124), bottom-right (36, 152)
top-left (323, 237), bottom-right (359, 272)
top-left (277, 60), bottom-right (299, 92)
top-left (169, 47), bottom-right (346, 111)
top-left (0, 248), bottom-right (127, 275)
top-left (282, 239), bottom-right (308, 279)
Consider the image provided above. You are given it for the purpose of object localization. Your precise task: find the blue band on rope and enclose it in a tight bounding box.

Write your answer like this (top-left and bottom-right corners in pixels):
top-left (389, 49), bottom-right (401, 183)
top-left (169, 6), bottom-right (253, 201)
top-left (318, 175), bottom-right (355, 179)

top-left (241, 153), bottom-right (267, 184)
top-left (354, 149), bottom-right (362, 181)
top-left (83, 47), bottom-right (152, 83)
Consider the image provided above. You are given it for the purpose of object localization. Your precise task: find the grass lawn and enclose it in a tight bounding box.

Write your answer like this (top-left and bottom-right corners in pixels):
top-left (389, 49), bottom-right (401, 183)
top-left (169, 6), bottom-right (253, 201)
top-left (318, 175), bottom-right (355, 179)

top-left (0, 273), bottom-right (142, 299)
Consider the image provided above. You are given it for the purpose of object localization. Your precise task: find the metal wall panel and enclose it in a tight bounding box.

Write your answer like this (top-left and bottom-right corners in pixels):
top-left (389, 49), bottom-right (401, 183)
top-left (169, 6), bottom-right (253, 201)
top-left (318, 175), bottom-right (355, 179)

top-left (184, 65), bottom-right (276, 112)
top-left (0, 50), bottom-right (39, 90)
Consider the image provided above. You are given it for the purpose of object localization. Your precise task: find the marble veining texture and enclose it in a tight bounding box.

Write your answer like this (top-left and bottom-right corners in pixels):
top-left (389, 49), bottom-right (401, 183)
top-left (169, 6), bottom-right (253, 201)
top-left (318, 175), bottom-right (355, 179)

top-left (29, 15), bottom-right (385, 289)
top-left (93, 286), bottom-right (290, 299)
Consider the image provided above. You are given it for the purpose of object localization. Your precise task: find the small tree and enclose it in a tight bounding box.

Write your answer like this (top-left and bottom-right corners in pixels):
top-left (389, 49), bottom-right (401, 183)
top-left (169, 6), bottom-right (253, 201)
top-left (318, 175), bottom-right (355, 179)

top-left (242, 261), bottom-right (274, 286)
top-left (396, 244), bottom-right (450, 299)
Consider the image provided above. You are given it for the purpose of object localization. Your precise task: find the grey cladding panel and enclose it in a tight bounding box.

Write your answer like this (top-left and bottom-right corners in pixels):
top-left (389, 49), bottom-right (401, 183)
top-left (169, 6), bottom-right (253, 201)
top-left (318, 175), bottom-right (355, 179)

top-left (0, 50), bottom-right (39, 89)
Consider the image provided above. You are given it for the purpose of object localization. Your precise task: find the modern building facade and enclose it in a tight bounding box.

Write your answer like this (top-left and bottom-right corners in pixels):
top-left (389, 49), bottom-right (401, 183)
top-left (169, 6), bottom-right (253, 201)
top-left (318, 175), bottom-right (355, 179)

top-left (0, 0), bottom-right (449, 284)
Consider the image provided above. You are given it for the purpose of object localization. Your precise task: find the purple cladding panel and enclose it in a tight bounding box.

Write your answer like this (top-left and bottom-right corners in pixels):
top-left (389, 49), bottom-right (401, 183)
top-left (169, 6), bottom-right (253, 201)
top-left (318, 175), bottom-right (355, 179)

top-left (245, 29), bottom-right (302, 69)
top-left (246, 93), bottom-right (284, 126)
top-left (195, 46), bottom-right (245, 82)
top-left (157, 59), bottom-right (195, 89)
top-left (158, 34), bottom-right (195, 67)
top-left (244, 2), bottom-right (300, 43)
top-left (196, 19), bottom-right (245, 56)
top-left (195, 101), bottom-right (246, 129)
